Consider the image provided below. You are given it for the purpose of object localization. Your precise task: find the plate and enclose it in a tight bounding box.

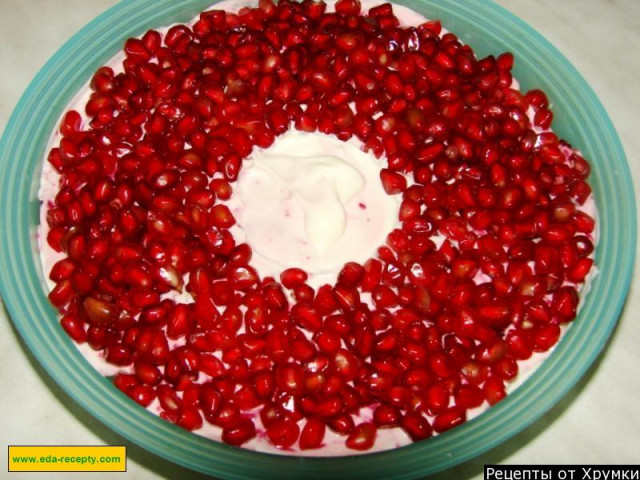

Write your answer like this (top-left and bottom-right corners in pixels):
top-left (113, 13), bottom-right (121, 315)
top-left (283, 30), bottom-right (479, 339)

top-left (0, 0), bottom-right (636, 478)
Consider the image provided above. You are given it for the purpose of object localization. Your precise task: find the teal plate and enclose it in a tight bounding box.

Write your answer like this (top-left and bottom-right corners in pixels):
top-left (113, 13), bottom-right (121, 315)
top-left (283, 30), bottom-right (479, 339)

top-left (0, 0), bottom-right (636, 478)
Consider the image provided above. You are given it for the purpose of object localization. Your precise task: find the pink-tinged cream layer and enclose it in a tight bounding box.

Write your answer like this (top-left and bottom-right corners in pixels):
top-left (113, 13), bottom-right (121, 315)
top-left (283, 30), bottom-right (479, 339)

top-left (37, 0), bottom-right (598, 456)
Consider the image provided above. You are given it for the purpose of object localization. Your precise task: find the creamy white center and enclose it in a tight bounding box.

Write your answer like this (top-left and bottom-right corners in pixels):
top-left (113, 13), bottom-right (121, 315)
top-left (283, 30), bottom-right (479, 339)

top-left (228, 130), bottom-right (399, 284)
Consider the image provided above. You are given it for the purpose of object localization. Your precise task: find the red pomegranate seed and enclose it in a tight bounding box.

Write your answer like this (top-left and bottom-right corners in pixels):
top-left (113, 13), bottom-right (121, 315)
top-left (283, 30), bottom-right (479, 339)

top-left (280, 268), bottom-right (308, 289)
top-left (455, 384), bottom-right (484, 409)
top-left (157, 384), bottom-right (181, 413)
top-left (567, 258), bottom-right (594, 283)
top-left (574, 211), bottom-right (595, 233)
top-left (222, 417), bottom-right (256, 446)
top-left (551, 286), bottom-right (579, 321)
top-left (433, 406), bottom-right (466, 433)
top-left (333, 349), bottom-right (359, 381)
top-left (361, 259), bottom-right (383, 292)
top-left (48, 279), bottom-right (74, 307)
top-left (328, 414), bottom-right (355, 435)
top-left (299, 417), bottom-right (326, 450)
top-left (60, 110), bottom-right (82, 137)
top-left (266, 419), bottom-right (300, 448)
top-left (533, 324), bottom-right (561, 352)
top-left (483, 376), bottom-right (506, 405)
top-left (230, 266), bottom-right (259, 290)
top-left (292, 304), bottom-right (322, 331)
top-left (212, 401), bottom-right (242, 429)
top-left (335, 0), bottom-right (361, 16)
top-left (380, 169), bottom-right (407, 195)
top-left (134, 361), bottom-right (161, 386)
top-left (400, 412), bottom-right (433, 441)
top-left (276, 364), bottom-right (304, 395)
top-left (83, 296), bottom-right (116, 324)
top-left (373, 404), bottom-right (400, 428)
top-left (210, 204), bottom-right (236, 228)
top-left (345, 422), bottom-right (377, 450)
top-left (60, 314), bottom-right (87, 343)
top-left (338, 262), bottom-right (364, 287)
top-left (128, 385), bottom-right (156, 407)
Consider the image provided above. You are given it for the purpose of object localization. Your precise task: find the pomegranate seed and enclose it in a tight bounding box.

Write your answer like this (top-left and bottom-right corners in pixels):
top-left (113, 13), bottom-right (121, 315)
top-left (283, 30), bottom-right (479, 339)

top-left (526, 89), bottom-right (548, 109)
top-left (400, 412), bottom-right (432, 441)
top-left (266, 419), bottom-right (300, 448)
top-left (433, 406), bottom-right (466, 433)
top-left (574, 211), bottom-right (595, 233)
top-left (333, 285), bottom-right (359, 312)
top-left (380, 169), bottom-right (407, 195)
top-left (568, 258), bottom-right (594, 283)
top-left (276, 364), bottom-right (304, 395)
top-left (134, 361), bottom-right (161, 385)
top-left (83, 296), bottom-right (116, 324)
top-left (328, 414), bottom-right (355, 434)
top-left (210, 204), bottom-right (236, 228)
top-left (60, 314), bottom-right (87, 343)
top-left (299, 418), bottom-right (326, 450)
top-left (338, 262), bottom-right (364, 287)
top-left (49, 280), bottom-right (74, 307)
top-left (345, 422), bottom-right (377, 450)
top-left (455, 384), bottom-right (484, 409)
top-left (483, 376), bottom-right (506, 405)
top-left (361, 259), bottom-right (383, 292)
top-left (222, 417), bottom-right (256, 446)
top-left (335, 0), bottom-right (361, 15)
top-left (373, 404), bottom-right (400, 427)
top-left (60, 110), bottom-right (82, 137)
top-left (552, 286), bottom-right (579, 321)
top-left (212, 402), bottom-right (242, 428)
top-left (292, 304), bottom-right (322, 331)
top-left (280, 268), bottom-right (308, 289)
top-left (534, 108), bottom-right (553, 129)
top-left (333, 349), bottom-right (359, 381)
top-left (230, 266), bottom-right (259, 290)
top-left (533, 324), bottom-right (561, 352)
top-left (176, 407), bottom-right (203, 431)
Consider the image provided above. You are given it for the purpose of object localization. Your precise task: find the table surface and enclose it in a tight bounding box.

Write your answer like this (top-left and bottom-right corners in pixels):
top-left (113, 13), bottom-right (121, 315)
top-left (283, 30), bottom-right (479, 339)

top-left (1, 1), bottom-right (638, 479)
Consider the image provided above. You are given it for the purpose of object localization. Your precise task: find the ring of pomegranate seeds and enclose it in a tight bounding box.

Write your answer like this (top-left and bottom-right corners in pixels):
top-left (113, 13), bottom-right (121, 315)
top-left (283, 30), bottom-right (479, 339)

top-left (44, 0), bottom-right (596, 452)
